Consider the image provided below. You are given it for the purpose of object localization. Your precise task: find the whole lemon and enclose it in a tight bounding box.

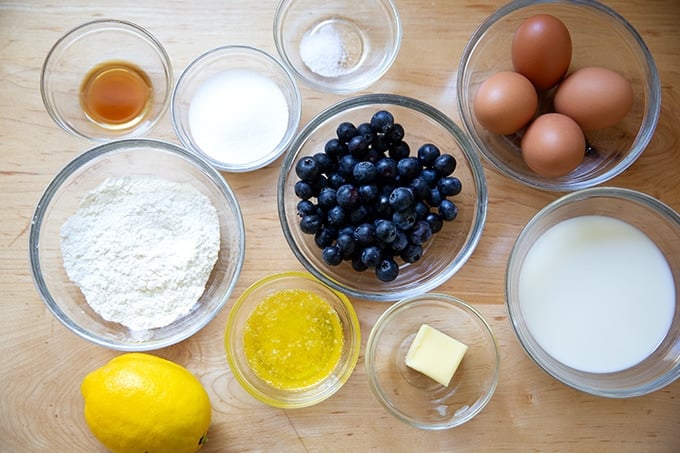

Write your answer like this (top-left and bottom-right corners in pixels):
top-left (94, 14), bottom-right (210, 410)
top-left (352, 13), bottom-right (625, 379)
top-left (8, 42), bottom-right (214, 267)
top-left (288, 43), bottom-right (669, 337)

top-left (81, 353), bottom-right (211, 453)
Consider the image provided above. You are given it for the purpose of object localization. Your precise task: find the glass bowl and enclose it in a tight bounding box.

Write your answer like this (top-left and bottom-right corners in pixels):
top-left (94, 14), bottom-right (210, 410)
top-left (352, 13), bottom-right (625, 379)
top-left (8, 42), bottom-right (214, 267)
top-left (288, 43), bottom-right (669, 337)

top-left (171, 45), bottom-right (301, 173)
top-left (273, 0), bottom-right (402, 94)
top-left (277, 93), bottom-right (487, 302)
top-left (365, 293), bottom-right (500, 430)
top-left (41, 19), bottom-right (173, 141)
top-left (225, 272), bottom-right (361, 408)
top-left (506, 187), bottom-right (680, 397)
top-left (29, 139), bottom-right (245, 351)
top-left (457, 0), bottom-right (661, 191)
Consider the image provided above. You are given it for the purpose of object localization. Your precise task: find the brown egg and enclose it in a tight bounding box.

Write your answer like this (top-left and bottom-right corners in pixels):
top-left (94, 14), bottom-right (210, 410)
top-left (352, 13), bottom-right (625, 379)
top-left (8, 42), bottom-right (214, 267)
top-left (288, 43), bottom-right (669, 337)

top-left (521, 113), bottom-right (585, 177)
top-left (512, 14), bottom-right (572, 91)
top-left (473, 71), bottom-right (538, 135)
top-left (554, 66), bottom-right (634, 131)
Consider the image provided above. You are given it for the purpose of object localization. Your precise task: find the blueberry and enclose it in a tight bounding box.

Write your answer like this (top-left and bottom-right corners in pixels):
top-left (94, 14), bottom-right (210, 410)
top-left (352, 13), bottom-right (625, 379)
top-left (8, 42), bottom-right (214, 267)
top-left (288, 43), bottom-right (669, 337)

top-left (425, 212), bottom-right (444, 233)
top-left (353, 161), bottom-right (377, 184)
top-left (389, 187), bottom-right (415, 211)
top-left (375, 219), bottom-right (397, 243)
top-left (410, 220), bottom-right (433, 245)
top-left (397, 157), bottom-right (421, 181)
top-left (361, 246), bottom-right (383, 268)
top-left (338, 154), bottom-right (358, 178)
top-left (359, 184), bottom-right (379, 203)
top-left (409, 176), bottom-right (430, 200)
top-left (326, 171), bottom-right (346, 189)
top-left (294, 180), bottom-right (314, 200)
top-left (375, 194), bottom-right (392, 218)
top-left (375, 157), bottom-right (398, 181)
top-left (300, 214), bottom-right (322, 234)
top-left (372, 134), bottom-right (390, 152)
top-left (376, 258), bottom-right (399, 282)
top-left (439, 199), bottom-right (458, 221)
top-left (392, 208), bottom-right (417, 231)
top-left (438, 176), bottom-right (462, 196)
top-left (317, 187), bottom-right (337, 209)
top-left (322, 246), bottom-right (343, 266)
top-left (427, 188), bottom-right (443, 207)
top-left (354, 223), bottom-right (376, 246)
top-left (371, 110), bottom-right (394, 133)
top-left (324, 138), bottom-right (347, 160)
top-left (417, 143), bottom-right (440, 167)
top-left (336, 233), bottom-right (357, 260)
top-left (388, 140), bottom-right (410, 160)
top-left (349, 205), bottom-right (370, 225)
top-left (352, 255), bottom-right (369, 272)
top-left (296, 199), bottom-right (316, 217)
top-left (357, 122), bottom-right (375, 144)
top-left (386, 123), bottom-right (405, 143)
top-left (336, 184), bottom-right (360, 209)
top-left (390, 230), bottom-right (409, 253)
top-left (420, 168), bottom-right (439, 187)
top-left (315, 226), bottom-right (337, 248)
top-left (337, 121), bottom-right (358, 143)
top-left (295, 156), bottom-right (320, 181)
top-left (401, 243), bottom-right (423, 263)
top-left (434, 154), bottom-right (457, 176)
top-left (348, 135), bottom-right (369, 158)
top-left (339, 225), bottom-right (355, 237)
top-left (326, 205), bottom-right (346, 227)
top-left (414, 201), bottom-right (429, 220)
top-left (313, 152), bottom-right (334, 174)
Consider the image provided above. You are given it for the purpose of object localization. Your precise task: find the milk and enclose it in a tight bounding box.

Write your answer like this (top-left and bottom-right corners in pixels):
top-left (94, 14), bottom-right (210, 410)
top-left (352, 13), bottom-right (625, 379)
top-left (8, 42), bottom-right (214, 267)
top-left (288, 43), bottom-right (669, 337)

top-left (518, 215), bottom-right (675, 373)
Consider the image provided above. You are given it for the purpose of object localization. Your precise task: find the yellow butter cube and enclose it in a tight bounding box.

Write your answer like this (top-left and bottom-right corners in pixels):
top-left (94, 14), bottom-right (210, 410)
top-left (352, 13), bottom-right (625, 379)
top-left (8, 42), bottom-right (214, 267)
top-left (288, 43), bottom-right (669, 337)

top-left (405, 324), bottom-right (468, 386)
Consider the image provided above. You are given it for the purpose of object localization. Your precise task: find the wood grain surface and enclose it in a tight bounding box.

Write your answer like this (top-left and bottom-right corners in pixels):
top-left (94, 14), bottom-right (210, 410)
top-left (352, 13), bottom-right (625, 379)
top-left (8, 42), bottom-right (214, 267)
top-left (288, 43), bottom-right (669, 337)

top-left (1, 0), bottom-right (679, 451)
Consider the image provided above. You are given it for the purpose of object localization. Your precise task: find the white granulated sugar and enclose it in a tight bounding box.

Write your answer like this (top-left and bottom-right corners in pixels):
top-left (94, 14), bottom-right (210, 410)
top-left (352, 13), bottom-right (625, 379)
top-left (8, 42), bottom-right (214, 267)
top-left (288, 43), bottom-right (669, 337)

top-left (60, 176), bottom-right (221, 331)
top-left (188, 69), bottom-right (289, 166)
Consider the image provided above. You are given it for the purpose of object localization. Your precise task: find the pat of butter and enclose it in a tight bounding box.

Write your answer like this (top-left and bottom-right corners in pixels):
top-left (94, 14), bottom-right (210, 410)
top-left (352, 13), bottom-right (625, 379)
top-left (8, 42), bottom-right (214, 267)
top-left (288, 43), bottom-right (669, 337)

top-left (405, 324), bottom-right (468, 386)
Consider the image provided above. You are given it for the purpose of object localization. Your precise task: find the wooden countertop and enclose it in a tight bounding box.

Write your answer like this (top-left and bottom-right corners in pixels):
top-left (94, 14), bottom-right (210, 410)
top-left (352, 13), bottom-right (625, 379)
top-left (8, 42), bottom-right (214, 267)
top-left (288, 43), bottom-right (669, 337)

top-left (1, 0), bottom-right (679, 451)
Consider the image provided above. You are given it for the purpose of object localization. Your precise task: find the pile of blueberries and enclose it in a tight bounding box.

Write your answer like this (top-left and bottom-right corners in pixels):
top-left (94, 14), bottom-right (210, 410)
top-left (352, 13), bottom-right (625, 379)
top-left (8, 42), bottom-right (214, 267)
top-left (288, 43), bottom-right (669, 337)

top-left (293, 110), bottom-right (462, 282)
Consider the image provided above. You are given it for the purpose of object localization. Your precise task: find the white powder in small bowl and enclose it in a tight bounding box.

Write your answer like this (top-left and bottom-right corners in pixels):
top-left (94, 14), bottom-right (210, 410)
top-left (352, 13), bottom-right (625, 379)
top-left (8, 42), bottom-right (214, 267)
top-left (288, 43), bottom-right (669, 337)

top-left (60, 176), bottom-right (221, 331)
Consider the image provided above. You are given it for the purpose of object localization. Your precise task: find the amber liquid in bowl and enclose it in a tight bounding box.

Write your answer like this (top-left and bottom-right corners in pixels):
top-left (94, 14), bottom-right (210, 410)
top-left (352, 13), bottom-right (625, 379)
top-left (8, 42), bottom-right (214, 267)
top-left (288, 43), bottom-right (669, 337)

top-left (80, 61), bottom-right (152, 130)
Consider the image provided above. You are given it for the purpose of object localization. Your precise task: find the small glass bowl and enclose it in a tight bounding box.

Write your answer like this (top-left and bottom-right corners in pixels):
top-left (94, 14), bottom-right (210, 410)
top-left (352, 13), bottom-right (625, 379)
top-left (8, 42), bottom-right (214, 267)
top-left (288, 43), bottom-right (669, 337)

top-left (278, 93), bottom-right (487, 302)
top-left (273, 0), bottom-right (402, 94)
top-left (506, 187), bottom-right (680, 397)
top-left (365, 293), bottom-right (500, 430)
top-left (171, 45), bottom-right (301, 173)
top-left (29, 139), bottom-right (245, 351)
top-left (41, 19), bottom-right (173, 141)
top-left (457, 0), bottom-right (661, 191)
top-left (225, 272), bottom-right (361, 409)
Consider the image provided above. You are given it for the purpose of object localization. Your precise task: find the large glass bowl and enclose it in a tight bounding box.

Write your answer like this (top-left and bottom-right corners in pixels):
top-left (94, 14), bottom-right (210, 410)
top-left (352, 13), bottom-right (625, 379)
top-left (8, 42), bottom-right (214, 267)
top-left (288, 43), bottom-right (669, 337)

top-left (278, 93), bottom-right (487, 302)
top-left (457, 0), bottom-right (661, 191)
top-left (29, 139), bottom-right (245, 351)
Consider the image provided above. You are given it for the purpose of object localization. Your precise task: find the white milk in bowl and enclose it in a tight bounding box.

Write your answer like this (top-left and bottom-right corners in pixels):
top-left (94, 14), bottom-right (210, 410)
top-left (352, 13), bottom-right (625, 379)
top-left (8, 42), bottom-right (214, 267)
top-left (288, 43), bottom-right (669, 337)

top-left (518, 215), bottom-right (675, 373)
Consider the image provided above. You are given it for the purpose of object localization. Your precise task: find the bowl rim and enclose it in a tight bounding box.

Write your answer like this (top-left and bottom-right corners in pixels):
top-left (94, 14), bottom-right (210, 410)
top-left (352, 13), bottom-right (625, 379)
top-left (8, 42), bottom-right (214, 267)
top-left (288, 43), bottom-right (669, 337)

top-left (365, 292), bottom-right (501, 429)
top-left (224, 270), bottom-right (361, 408)
top-left (40, 18), bottom-right (174, 142)
top-left (28, 138), bottom-right (246, 351)
top-left (505, 186), bottom-right (680, 397)
top-left (277, 92), bottom-right (488, 302)
top-left (272, 0), bottom-right (403, 94)
top-left (170, 44), bottom-right (302, 173)
top-left (456, 0), bottom-right (662, 192)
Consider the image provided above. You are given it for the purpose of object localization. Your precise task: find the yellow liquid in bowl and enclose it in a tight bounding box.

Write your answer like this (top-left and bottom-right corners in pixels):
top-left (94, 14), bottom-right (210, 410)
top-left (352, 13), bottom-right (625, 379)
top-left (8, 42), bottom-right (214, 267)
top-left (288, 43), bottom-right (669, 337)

top-left (243, 288), bottom-right (344, 391)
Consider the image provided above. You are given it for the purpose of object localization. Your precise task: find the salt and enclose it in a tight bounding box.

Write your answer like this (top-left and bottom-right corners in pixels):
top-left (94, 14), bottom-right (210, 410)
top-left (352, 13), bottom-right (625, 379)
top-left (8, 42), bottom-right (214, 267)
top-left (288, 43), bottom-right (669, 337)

top-left (188, 69), bottom-right (289, 166)
top-left (299, 20), bottom-right (362, 78)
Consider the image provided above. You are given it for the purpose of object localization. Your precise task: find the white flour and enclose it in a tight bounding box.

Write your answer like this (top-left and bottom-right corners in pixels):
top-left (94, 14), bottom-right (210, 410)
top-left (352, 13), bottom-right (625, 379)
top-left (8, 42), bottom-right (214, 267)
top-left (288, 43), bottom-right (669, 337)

top-left (60, 176), bottom-right (220, 331)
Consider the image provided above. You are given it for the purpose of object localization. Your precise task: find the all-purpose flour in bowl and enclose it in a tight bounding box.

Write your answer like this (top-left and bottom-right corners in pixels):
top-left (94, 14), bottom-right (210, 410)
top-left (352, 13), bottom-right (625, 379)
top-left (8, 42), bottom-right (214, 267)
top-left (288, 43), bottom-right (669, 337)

top-left (60, 176), bottom-right (221, 331)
